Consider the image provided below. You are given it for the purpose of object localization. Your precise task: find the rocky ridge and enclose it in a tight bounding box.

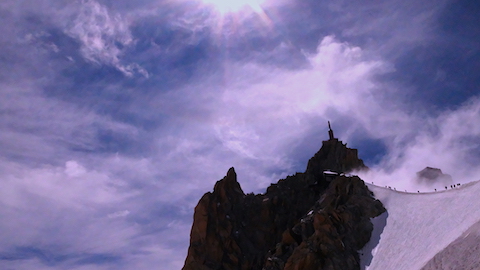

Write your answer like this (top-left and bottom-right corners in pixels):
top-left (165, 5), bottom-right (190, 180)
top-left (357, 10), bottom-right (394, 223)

top-left (183, 131), bottom-right (386, 270)
top-left (416, 167), bottom-right (453, 186)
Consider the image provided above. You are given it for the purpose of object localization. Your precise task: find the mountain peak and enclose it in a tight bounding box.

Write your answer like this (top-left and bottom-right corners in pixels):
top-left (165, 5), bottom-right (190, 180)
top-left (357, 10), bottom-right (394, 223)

top-left (304, 128), bottom-right (367, 187)
top-left (213, 166), bottom-right (245, 202)
top-left (416, 166), bottom-right (452, 185)
top-left (183, 132), bottom-right (383, 270)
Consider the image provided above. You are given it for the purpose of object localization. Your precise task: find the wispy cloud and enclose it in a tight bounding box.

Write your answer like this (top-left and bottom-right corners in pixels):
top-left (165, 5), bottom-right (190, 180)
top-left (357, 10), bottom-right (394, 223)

top-left (358, 97), bottom-right (480, 192)
top-left (0, 154), bottom-right (191, 269)
top-left (64, 0), bottom-right (148, 77)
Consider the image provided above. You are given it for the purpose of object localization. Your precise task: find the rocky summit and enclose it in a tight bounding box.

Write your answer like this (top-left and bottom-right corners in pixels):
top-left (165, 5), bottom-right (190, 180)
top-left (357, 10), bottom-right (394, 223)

top-left (183, 127), bottom-right (386, 270)
top-left (416, 167), bottom-right (453, 186)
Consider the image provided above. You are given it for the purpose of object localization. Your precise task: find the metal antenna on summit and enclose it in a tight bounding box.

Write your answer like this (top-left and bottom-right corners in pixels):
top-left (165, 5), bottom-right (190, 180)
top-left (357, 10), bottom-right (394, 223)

top-left (328, 121), bottom-right (335, 140)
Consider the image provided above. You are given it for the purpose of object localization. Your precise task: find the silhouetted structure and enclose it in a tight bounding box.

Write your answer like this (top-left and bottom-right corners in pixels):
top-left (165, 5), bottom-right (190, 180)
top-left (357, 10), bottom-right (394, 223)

top-left (328, 121), bottom-right (335, 140)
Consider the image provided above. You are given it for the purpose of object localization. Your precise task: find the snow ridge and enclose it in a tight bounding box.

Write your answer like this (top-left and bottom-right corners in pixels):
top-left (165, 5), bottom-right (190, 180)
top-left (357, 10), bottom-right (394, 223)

top-left (361, 180), bottom-right (480, 270)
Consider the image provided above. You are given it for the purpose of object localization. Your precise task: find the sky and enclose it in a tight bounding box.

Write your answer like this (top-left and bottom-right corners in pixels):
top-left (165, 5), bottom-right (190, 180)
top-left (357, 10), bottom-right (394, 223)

top-left (0, 0), bottom-right (479, 269)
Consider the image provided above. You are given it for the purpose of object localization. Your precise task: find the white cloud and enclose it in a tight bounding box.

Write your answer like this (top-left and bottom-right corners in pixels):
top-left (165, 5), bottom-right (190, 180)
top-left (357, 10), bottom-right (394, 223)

top-left (149, 34), bottom-right (480, 198)
top-left (0, 81), bottom-right (140, 164)
top-left (0, 150), bottom-right (177, 259)
top-left (187, 36), bottom-right (396, 188)
top-left (64, 0), bottom-right (148, 77)
top-left (107, 35), bottom-right (402, 196)
top-left (65, 160), bottom-right (87, 177)
top-left (358, 97), bottom-right (480, 192)
top-left (108, 210), bottom-right (130, 218)
top-left (0, 155), bottom-right (190, 269)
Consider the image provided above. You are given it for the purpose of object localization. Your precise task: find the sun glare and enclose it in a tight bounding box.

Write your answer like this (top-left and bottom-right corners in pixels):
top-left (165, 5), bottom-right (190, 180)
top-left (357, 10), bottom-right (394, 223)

top-left (201, 0), bottom-right (266, 14)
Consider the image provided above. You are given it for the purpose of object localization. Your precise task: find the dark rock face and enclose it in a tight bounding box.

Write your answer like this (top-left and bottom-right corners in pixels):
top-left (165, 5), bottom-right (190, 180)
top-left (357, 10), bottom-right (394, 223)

top-left (273, 176), bottom-right (385, 270)
top-left (183, 137), bottom-right (385, 270)
top-left (305, 138), bottom-right (366, 188)
top-left (416, 167), bottom-right (453, 185)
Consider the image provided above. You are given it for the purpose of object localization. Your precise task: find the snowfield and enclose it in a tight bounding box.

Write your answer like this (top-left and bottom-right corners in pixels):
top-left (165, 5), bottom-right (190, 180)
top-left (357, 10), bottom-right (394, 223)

top-left (421, 220), bottom-right (480, 270)
top-left (360, 180), bottom-right (480, 270)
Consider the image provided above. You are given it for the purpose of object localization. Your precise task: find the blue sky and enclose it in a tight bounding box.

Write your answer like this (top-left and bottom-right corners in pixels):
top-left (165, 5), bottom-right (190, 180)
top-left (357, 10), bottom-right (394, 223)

top-left (1, 0), bottom-right (480, 269)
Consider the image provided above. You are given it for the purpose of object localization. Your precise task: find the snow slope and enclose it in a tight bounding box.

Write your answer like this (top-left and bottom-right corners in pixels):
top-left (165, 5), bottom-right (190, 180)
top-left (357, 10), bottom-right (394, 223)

top-left (421, 219), bottom-right (480, 270)
top-left (360, 180), bottom-right (480, 270)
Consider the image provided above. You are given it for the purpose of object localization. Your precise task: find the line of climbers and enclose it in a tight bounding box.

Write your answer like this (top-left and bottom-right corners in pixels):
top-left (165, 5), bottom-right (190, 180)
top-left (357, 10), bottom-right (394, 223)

top-left (371, 182), bottom-right (462, 193)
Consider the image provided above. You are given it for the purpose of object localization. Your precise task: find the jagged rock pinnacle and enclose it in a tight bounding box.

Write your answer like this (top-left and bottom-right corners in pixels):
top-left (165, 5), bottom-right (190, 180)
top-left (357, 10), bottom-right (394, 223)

top-left (183, 134), bottom-right (381, 270)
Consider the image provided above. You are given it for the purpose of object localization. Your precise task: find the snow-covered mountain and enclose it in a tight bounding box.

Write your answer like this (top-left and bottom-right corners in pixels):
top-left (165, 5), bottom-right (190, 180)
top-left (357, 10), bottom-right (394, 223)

top-left (361, 180), bottom-right (480, 270)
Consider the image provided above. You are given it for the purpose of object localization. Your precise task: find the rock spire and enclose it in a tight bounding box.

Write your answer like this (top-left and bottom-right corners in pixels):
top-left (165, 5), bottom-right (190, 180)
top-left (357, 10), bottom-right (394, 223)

top-left (183, 132), bottom-right (383, 270)
top-left (328, 121), bottom-right (335, 140)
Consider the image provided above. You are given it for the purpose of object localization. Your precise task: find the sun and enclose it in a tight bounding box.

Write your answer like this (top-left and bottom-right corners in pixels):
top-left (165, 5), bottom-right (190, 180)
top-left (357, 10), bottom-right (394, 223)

top-left (201, 0), bottom-right (266, 14)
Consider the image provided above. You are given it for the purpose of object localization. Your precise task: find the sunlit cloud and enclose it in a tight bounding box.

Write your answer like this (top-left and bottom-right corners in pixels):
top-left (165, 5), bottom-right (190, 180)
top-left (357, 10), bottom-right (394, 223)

top-left (199, 0), bottom-right (266, 14)
top-left (358, 97), bottom-right (480, 192)
top-left (64, 0), bottom-right (148, 77)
